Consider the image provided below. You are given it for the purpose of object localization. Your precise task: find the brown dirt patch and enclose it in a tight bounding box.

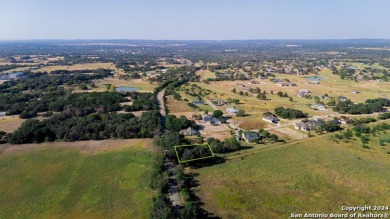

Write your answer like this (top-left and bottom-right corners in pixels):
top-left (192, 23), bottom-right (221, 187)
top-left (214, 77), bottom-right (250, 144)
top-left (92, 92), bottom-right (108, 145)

top-left (196, 121), bottom-right (232, 141)
top-left (274, 127), bottom-right (307, 140)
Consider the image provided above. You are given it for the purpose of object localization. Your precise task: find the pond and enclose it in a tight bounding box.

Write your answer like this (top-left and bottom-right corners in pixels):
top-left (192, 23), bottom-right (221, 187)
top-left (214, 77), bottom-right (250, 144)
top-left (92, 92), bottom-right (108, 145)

top-left (0, 72), bottom-right (25, 80)
top-left (305, 76), bottom-right (323, 81)
top-left (115, 86), bottom-right (140, 92)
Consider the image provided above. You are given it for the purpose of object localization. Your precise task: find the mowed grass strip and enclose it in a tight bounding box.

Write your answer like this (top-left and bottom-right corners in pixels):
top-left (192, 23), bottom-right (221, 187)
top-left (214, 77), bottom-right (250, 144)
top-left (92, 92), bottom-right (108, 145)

top-left (193, 135), bottom-right (390, 218)
top-left (0, 144), bottom-right (154, 219)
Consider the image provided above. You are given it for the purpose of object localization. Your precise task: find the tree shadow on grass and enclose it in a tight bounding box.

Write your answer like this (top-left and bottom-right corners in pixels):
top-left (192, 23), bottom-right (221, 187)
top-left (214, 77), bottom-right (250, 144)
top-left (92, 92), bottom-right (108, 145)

top-left (186, 156), bottom-right (226, 169)
top-left (181, 172), bottom-right (222, 219)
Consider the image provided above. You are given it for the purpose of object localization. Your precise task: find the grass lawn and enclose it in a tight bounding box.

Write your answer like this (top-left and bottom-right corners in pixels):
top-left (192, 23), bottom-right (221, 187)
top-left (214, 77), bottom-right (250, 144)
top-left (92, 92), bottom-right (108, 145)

top-left (34, 63), bottom-right (126, 75)
top-left (0, 140), bottom-right (155, 219)
top-left (192, 134), bottom-right (390, 218)
top-left (91, 77), bottom-right (157, 93)
top-left (195, 70), bottom-right (216, 80)
top-left (189, 69), bottom-right (390, 124)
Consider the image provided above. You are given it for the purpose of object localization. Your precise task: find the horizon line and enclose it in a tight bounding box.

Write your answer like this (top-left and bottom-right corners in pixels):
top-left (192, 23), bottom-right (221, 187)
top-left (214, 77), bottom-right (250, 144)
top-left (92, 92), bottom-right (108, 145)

top-left (1, 38), bottom-right (390, 42)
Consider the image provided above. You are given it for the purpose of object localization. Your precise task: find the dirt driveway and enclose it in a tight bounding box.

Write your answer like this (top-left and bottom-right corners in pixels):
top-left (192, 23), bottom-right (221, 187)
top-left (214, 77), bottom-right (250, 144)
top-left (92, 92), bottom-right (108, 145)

top-left (196, 120), bottom-right (232, 140)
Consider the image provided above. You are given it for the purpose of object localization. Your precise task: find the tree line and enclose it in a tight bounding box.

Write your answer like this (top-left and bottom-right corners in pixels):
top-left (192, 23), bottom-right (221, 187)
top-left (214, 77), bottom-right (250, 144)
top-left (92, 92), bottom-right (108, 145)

top-left (8, 111), bottom-right (161, 144)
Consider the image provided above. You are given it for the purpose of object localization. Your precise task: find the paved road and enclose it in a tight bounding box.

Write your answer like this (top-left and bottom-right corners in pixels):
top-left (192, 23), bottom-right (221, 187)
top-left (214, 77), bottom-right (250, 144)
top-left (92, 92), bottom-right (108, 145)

top-left (157, 88), bottom-right (166, 117)
top-left (157, 89), bottom-right (181, 212)
top-left (164, 159), bottom-right (181, 211)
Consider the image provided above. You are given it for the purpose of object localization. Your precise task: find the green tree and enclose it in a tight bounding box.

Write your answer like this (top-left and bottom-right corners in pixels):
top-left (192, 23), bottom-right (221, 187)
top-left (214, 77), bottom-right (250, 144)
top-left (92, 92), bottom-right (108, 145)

top-left (232, 99), bottom-right (240, 104)
top-left (236, 109), bottom-right (246, 117)
top-left (213, 110), bottom-right (223, 118)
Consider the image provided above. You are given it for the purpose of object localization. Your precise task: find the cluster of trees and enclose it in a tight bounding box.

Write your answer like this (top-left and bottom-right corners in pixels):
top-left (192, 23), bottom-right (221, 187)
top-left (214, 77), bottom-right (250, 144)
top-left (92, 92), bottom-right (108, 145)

top-left (8, 111), bottom-right (161, 144)
top-left (0, 131), bottom-right (7, 144)
top-left (257, 93), bottom-right (267, 100)
top-left (274, 107), bottom-right (308, 119)
top-left (166, 115), bottom-right (197, 132)
top-left (152, 66), bottom-right (200, 83)
top-left (176, 145), bottom-right (213, 162)
top-left (334, 98), bottom-right (390, 114)
top-left (236, 109), bottom-right (246, 117)
top-left (350, 117), bottom-right (377, 126)
top-left (277, 91), bottom-right (289, 98)
top-left (378, 112), bottom-right (390, 120)
top-left (123, 92), bottom-right (158, 111)
top-left (0, 64), bottom-right (21, 72)
top-left (226, 98), bottom-right (240, 104)
top-left (207, 137), bottom-right (240, 153)
top-left (316, 121), bottom-right (342, 134)
top-left (2, 90), bottom-right (127, 119)
top-left (0, 69), bottom-right (112, 93)
top-left (333, 129), bottom-right (353, 141)
top-left (258, 129), bottom-right (279, 143)
top-left (249, 87), bottom-right (262, 93)
top-left (353, 123), bottom-right (390, 149)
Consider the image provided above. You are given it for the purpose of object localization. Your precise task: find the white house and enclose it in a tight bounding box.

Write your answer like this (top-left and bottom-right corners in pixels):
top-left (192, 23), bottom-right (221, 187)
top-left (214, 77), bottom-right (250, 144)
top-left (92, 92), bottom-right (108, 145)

top-left (311, 104), bottom-right (326, 111)
top-left (226, 108), bottom-right (239, 114)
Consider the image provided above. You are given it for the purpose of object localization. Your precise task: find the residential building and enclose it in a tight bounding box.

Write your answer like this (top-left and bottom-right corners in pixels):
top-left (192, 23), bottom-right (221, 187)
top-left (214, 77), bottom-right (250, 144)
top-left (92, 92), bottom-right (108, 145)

top-left (202, 114), bottom-right (212, 122)
top-left (262, 115), bottom-right (279, 124)
top-left (210, 118), bottom-right (221, 126)
top-left (339, 116), bottom-right (351, 124)
top-left (192, 101), bottom-right (204, 106)
top-left (294, 119), bottom-right (325, 131)
top-left (179, 127), bottom-right (198, 136)
top-left (311, 104), bottom-right (326, 111)
top-left (226, 108), bottom-right (239, 114)
top-left (339, 96), bottom-right (348, 102)
top-left (242, 132), bottom-right (261, 142)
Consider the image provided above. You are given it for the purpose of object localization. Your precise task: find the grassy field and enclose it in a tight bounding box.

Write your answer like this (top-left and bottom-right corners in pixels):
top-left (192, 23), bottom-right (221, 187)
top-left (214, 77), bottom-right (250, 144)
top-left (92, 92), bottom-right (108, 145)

top-left (195, 69), bottom-right (216, 79)
top-left (34, 63), bottom-right (125, 74)
top-left (188, 68), bottom-right (390, 130)
top-left (0, 116), bottom-right (26, 133)
top-left (193, 133), bottom-right (390, 218)
top-left (91, 77), bottom-right (157, 93)
top-left (0, 139), bottom-right (155, 219)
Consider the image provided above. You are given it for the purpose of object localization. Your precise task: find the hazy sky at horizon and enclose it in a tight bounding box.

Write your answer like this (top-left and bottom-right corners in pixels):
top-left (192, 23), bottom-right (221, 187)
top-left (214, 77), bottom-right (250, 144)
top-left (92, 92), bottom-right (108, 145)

top-left (0, 0), bottom-right (389, 40)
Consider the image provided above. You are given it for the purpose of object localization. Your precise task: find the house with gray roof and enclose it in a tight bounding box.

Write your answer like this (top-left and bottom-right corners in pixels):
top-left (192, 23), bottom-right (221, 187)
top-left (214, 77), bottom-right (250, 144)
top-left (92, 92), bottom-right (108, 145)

top-left (242, 132), bottom-right (261, 142)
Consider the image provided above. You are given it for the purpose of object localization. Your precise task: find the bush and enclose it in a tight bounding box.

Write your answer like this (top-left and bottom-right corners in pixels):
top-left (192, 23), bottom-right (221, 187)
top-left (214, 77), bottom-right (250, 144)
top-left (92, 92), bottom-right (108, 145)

top-left (274, 107), bottom-right (308, 119)
top-left (236, 109), bottom-right (246, 117)
top-left (378, 112), bottom-right (390, 120)
top-left (212, 110), bottom-right (223, 118)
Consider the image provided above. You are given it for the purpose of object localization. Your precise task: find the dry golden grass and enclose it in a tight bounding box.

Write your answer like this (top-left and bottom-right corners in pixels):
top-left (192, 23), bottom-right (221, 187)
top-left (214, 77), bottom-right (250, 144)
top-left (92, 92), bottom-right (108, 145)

top-left (166, 96), bottom-right (196, 114)
top-left (195, 69), bottom-right (216, 79)
top-left (230, 114), bottom-right (270, 131)
top-left (0, 116), bottom-right (25, 133)
top-left (196, 120), bottom-right (232, 141)
top-left (34, 63), bottom-right (126, 75)
top-left (191, 68), bottom-right (390, 119)
top-left (90, 77), bottom-right (157, 93)
top-left (157, 62), bottom-right (184, 68)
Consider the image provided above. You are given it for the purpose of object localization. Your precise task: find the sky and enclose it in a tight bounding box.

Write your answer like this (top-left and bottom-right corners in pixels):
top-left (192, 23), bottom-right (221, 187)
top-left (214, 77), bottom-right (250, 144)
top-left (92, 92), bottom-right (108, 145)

top-left (0, 0), bottom-right (389, 40)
